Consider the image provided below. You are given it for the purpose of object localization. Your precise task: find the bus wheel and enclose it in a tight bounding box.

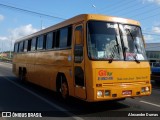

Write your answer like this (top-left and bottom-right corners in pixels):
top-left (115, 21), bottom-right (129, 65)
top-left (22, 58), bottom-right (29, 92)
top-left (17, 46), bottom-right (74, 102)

top-left (60, 80), bottom-right (69, 99)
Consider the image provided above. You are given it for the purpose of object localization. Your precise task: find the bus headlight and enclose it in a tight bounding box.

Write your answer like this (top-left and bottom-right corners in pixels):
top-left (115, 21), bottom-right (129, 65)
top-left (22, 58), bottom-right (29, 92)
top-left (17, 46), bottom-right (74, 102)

top-left (141, 87), bottom-right (150, 92)
top-left (97, 90), bottom-right (103, 97)
top-left (145, 87), bottom-right (149, 92)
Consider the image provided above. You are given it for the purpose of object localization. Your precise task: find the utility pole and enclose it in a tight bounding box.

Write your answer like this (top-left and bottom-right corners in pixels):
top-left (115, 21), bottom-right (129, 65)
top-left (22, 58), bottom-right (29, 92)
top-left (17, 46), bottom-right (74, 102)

top-left (10, 36), bottom-right (12, 59)
top-left (40, 16), bottom-right (43, 30)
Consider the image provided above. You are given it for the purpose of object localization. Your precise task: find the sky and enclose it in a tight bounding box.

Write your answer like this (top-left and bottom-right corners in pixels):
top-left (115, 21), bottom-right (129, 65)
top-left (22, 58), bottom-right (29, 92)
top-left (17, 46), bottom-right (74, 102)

top-left (0, 0), bottom-right (160, 51)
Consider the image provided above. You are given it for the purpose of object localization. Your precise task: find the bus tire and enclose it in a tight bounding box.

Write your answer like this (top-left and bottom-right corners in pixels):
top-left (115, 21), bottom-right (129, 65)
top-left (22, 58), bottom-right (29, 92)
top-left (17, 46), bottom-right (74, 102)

top-left (56, 74), bottom-right (69, 99)
top-left (61, 80), bottom-right (69, 99)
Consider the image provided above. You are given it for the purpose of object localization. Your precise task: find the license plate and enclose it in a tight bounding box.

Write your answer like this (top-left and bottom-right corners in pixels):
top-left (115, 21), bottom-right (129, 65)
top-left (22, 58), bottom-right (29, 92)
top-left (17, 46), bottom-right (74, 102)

top-left (122, 90), bottom-right (132, 95)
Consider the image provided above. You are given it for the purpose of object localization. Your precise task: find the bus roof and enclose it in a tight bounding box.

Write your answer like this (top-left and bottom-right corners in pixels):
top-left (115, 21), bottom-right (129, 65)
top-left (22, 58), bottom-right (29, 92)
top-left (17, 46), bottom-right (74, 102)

top-left (15, 14), bottom-right (140, 43)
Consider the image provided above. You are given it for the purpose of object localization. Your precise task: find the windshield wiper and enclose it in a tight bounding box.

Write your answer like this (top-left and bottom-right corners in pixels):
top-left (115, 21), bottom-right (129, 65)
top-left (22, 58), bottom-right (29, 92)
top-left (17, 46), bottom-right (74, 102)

top-left (133, 54), bottom-right (140, 63)
top-left (108, 43), bottom-right (120, 63)
top-left (126, 29), bottom-right (140, 63)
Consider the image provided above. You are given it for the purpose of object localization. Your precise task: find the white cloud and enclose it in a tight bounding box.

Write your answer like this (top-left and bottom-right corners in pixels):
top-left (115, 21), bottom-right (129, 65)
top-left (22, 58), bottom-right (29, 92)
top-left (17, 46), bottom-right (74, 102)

top-left (0, 14), bottom-right (4, 21)
top-left (0, 24), bottom-right (38, 51)
top-left (143, 0), bottom-right (160, 5)
top-left (0, 36), bottom-right (8, 41)
top-left (10, 24), bottom-right (38, 40)
top-left (152, 26), bottom-right (160, 34)
top-left (144, 35), bottom-right (154, 41)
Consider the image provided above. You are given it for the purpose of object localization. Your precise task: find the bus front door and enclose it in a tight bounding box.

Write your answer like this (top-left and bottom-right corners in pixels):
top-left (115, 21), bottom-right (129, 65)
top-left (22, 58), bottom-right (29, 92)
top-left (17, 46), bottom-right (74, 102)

top-left (73, 24), bottom-right (86, 99)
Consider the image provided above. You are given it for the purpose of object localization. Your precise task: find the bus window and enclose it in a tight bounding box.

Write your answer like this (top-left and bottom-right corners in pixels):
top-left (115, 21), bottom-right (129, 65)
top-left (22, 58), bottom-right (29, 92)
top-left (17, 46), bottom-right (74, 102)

top-left (37, 35), bottom-right (44, 50)
top-left (31, 37), bottom-right (37, 51)
top-left (59, 27), bottom-right (68, 48)
top-left (74, 25), bottom-right (83, 63)
top-left (19, 41), bottom-right (24, 52)
top-left (75, 26), bottom-right (83, 44)
top-left (14, 43), bottom-right (19, 53)
top-left (24, 40), bottom-right (28, 52)
top-left (87, 21), bottom-right (123, 60)
top-left (46, 32), bottom-right (53, 49)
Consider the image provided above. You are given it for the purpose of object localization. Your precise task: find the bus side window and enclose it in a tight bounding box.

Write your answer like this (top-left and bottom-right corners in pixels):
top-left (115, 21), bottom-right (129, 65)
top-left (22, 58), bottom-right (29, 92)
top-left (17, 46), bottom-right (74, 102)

top-left (37, 35), bottom-right (44, 50)
top-left (14, 43), bottom-right (19, 53)
top-left (75, 26), bottom-right (83, 44)
top-left (59, 27), bottom-right (68, 48)
top-left (46, 32), bottom-right (53, 49)
top-left (19, 41), bottom-right (24, 53)
top-left (24, 40), bottom-right (28, 52)
top-left (31, 37), bottom-right (37, 51)
top-left (74, 25), bottom-right (83, 63)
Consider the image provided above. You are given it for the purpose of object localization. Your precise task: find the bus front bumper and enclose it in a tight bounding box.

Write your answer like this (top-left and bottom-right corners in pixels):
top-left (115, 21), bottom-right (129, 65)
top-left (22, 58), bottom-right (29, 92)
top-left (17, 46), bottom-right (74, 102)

top-left (87, 84), bottom-right (151, 102)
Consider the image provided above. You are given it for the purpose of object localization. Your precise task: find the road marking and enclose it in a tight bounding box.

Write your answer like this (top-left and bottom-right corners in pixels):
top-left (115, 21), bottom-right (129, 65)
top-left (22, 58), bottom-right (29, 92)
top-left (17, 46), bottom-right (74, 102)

top-left (140, 101), bottom-right (160, 108)
top-left (2, 76), bottom-right (84, 120)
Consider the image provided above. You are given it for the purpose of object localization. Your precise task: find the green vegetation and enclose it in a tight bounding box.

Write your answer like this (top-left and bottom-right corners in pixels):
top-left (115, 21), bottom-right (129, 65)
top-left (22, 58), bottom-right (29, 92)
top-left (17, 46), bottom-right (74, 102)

top-left (0, 56), bottom-right (12, 62)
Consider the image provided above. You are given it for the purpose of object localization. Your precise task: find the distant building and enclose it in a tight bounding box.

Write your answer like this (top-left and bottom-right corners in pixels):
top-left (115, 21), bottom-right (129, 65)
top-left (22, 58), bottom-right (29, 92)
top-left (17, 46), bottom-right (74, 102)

top-left (145, 43), bottom-right (160, 63)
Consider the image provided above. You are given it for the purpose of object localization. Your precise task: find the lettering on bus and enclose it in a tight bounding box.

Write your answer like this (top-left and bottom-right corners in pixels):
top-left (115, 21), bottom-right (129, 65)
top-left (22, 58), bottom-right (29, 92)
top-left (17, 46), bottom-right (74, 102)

top-left (98, 70), bottom-right (113, 80)
top-left (117, 76), bottom-right (148, 80)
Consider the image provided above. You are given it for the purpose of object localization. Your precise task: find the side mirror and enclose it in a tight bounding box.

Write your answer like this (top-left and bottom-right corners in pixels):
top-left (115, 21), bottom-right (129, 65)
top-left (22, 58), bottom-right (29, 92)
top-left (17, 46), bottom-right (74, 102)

top-left (74, 45), bottom-right (83, 63)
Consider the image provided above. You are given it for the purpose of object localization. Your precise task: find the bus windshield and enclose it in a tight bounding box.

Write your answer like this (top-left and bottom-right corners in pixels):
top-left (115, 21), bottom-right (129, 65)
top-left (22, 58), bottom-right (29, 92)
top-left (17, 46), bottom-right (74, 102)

top-left (87, 21), bottom-right (123, 60)
top-left (87, 21), bottom-right (147, 61)
top-left (119, 24), bottom-right (147, 61)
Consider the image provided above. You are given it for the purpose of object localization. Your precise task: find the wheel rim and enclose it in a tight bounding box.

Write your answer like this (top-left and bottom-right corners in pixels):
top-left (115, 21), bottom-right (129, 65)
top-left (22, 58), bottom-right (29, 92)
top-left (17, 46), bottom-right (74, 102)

top-left (61, 82), bottom-right (68, 99)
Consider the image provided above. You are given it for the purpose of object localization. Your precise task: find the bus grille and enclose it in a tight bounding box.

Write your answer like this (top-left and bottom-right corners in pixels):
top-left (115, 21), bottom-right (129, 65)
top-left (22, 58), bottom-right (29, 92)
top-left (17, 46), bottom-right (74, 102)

top-left (102, 81), bottom-right (147, 87)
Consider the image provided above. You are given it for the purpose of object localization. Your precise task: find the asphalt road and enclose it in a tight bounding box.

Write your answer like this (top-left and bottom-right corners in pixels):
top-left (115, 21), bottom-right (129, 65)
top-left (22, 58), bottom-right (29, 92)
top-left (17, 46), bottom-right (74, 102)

top-left (0, 62), bottom-right (160, 120)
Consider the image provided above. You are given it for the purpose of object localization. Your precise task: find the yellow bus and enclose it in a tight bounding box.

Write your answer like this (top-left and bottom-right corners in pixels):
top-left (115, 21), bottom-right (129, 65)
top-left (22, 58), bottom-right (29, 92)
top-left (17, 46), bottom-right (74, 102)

top-left (13, 14), bottom-right (151, 102)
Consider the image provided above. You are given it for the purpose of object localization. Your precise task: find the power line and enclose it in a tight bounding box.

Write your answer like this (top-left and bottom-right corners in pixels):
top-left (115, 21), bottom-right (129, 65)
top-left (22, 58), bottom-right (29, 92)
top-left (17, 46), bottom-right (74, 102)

top-left (99, 0), bottom-right (132, 13)
top-left (104, 1), bottom-right (137, 15)
top-left (98, 1), bottom-right (160, 22)
top-left (0, 3), bottom-right (66, 20)
top-left (139, 12), bottom-right (160, 21)
top-left (128, 7), bottom-right (160, 18)
top-left (119, 4), bottom-right (154, 16)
